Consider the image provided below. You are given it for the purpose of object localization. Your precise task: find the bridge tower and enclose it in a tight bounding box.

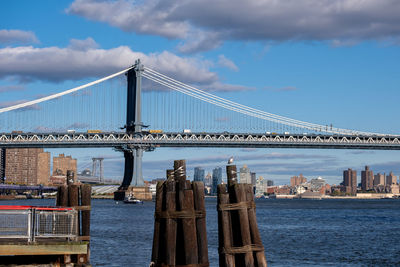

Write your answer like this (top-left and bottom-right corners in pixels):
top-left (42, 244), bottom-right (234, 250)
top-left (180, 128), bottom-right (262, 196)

top-left (115, 59), bottom-right (145, 200)
top-left (92, 157), bottom-right (104, 183)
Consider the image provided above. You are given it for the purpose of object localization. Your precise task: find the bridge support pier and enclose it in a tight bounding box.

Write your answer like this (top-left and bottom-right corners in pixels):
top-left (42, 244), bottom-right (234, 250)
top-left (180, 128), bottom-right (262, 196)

top-left (114, 147), bottom-right (145, 200)
top-left (133, 148), bottom-right (144, 187)
top-left (115, 59), bottom-right (146, 200)
top-left (114, 150), bottom-right (134, 200)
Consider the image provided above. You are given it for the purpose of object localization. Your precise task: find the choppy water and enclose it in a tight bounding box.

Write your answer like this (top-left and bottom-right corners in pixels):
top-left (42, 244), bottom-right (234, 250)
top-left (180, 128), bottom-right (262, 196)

top-left (2, 198), bottom-right (400, 266)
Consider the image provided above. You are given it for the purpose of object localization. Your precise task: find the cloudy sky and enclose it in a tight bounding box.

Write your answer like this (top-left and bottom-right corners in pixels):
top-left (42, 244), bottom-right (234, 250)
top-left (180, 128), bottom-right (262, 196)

top-left (1, 0), bottom-right (400, 185)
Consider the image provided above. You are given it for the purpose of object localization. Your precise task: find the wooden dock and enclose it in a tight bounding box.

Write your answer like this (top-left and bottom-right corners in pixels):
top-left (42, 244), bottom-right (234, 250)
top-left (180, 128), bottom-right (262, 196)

top-left (0, 184), bottom-right (92, 266)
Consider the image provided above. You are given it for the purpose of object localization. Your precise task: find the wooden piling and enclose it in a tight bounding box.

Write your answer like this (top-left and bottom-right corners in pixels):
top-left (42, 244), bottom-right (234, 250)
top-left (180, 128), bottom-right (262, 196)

top-left (68, 185), bottom-right (79, 207)
top-left (217, 165), bottom-right (267, 267)
top-left (245, 184), bottom-right (267, 267)
top-left (166, 169), bottom-right (174, 180)
top-left (234, 184), bottom-right (254, 267)
top-left (181, 189), bottom-right (198, 264)
top-left (226, 165), bottom-right (243, 265)
top-left (226, 165), bottom-right (238, 187)
top-left (165, 180), bottom-right (177, 266)
top-left (173, 160), bottom-right (186, 182)
top-left (68, 184), bottom-right (80, 237)
top-left (217, 184), bottom-right (235, 267)
top-left (192, 181), bottom-right (209, 265)
top-left (57, 185), bottom-right (68, 207)
top-left (151, 181), bottom-right (164, 263)
top-left (151, 160), bottom-right (209, 267)
top-left (80, 184), bottom-right (91, 239)
top-left (175, 160), bottom-right (190, 265)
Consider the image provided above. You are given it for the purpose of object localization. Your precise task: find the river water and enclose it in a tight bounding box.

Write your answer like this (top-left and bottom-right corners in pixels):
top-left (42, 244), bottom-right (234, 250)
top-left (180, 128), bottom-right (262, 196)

top-left (2, 198), bottom-right (400, 266)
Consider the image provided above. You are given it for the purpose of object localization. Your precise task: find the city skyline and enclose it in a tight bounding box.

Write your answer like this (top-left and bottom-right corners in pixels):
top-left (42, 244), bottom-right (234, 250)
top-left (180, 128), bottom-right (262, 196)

top-left (1, 1), bottom-right (400, 185)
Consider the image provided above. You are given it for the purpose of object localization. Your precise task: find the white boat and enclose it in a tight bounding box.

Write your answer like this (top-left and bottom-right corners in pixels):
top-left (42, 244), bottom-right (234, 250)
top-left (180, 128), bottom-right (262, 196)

top-left (123, 194), bottom-right (143, 204)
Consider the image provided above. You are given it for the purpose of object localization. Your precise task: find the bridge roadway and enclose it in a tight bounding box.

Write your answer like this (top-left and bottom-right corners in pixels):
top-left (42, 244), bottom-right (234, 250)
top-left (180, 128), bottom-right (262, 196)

top-left (1, 131), bottom-right (400, 150)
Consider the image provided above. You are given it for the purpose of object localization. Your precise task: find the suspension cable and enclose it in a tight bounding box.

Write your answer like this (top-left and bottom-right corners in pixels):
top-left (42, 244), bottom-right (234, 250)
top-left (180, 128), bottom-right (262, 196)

top-left (143, 67), bottom-right (388, 136)
top-left (0, 67), bottom-right (133, 114)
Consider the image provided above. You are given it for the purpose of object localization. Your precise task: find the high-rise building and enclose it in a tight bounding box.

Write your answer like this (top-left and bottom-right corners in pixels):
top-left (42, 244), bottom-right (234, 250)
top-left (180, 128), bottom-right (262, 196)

top-left (53, 154), bottom-right (77, 176)
top-left (239, 165), bottom-right (251, 184)
top-left (290, 174), bottom-right (307, 186)
top-left (193, 167), bottom-right (205, 182)
top-left (374, 173), bottom-right (385, 186)
top-left (5, 148), bottom-right (50, 185)
top-left (212, 167), bottom-right (222, 195)
top-left (343, 168), bottom-right (357, 195)
top-left (361, 166), bottom-right (374, 191)
top-left (255, 176), bottom-right (267, 197)
top-left (204, 172), bottom-right (212, 187)
top-left (266, 180), bottom-right (274, 186)
top-left (386, 172), bottom-right (397, 185)
top-left (250, 172), bottom-right (256, 186)
top-left (0, 148), bottom-right (5, 183)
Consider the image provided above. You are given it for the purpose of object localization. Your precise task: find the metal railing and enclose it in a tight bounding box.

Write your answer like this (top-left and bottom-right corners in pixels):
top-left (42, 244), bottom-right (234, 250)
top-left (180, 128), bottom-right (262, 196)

top-left (0, 206), bottom-right (78, 242)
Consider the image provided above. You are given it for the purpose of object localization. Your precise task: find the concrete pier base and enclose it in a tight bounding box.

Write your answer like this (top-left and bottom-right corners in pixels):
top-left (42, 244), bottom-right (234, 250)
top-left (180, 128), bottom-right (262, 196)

top-left (127, 186), bottom-right (152, 201)
top-left (113, 186), bottom-right (152, 201)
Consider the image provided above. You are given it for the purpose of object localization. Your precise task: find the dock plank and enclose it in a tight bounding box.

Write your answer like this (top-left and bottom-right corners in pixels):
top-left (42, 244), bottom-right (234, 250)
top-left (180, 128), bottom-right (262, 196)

top-left (0, 243), bottom-right (88, 255)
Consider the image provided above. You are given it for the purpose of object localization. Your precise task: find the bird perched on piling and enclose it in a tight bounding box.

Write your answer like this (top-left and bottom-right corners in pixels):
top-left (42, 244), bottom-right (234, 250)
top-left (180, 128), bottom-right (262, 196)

top-left (227, 156), bottom-right (234, 164)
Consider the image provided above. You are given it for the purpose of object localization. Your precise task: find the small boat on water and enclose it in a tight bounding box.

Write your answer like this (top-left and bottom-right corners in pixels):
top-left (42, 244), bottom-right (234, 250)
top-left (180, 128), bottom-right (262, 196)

top-left (123, 194), bottom-right (143, 204)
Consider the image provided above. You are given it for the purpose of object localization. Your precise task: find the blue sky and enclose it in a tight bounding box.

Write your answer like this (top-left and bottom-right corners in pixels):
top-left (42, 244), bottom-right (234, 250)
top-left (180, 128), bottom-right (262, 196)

top-left (1, 0), bottom-right (400, 185)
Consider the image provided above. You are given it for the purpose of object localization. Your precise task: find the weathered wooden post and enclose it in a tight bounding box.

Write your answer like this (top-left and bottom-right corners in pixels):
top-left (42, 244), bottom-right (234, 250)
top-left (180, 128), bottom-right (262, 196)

top-left (151, 159), bottom-right (209, 267)
top-left (217, 164), bottom-right (268, 267)
top-left (226, 165), bottom-right (244, 265)
top-left (81, 184), bottom-right (91, 238)
top-left (193, 181), bottom-right (209, 265)
top-left (217, 184), bottom-right (235, 267)
top-left (56, 185), bottom-right (68, 206)
top-left (234, 183), bottom-right (254, 266)
top-left (68, 184), bottom-right (80, 236)
top-left (151, 181), bottom-right (164, 263)
top-left (245, 184), bottom-right (267, 267)
top-left (180, 187), bottom-right (198, 264)
top-left (165, 179), bottom-right (177, 265)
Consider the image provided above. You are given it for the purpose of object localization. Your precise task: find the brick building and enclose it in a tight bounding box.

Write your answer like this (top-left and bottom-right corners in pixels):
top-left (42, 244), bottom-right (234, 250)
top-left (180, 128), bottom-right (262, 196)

top-left (374, 173), bottom-right (385, 186)
top-left (343, 168), bottom-right (357, 195)
top-left (386, 172), bottom-right (397, 185)
top-left (53, 154), bottom-right (77, 176)
top-left (290, 174), bottom-right (307, 186)
top-left (361, 166), bottom-right (374, 191)
top-left (5, 148), bottom-right (50, 185)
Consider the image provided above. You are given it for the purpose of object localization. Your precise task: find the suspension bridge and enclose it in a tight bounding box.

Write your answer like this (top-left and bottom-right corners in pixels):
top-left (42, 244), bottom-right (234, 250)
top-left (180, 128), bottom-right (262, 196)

top-left (1, 60), bottom-right (399, 195)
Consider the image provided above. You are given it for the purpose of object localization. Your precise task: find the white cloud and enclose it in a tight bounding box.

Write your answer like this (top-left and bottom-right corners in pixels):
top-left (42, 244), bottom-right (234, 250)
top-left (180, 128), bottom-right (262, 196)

top-left (67, 0), bottom-right (400, 52)
top-left (66, 0), bottom-right (189, 39)
top-left (217, 55), bottom-right (238, 71)
top-left (178, 30), bottom-right (222, 54)
top-left (68, 37), bottom-right (99, 51)
top-left (0, 29), bottom-right (39, 45)
top-left (0, 39), bottom-right (251, 91)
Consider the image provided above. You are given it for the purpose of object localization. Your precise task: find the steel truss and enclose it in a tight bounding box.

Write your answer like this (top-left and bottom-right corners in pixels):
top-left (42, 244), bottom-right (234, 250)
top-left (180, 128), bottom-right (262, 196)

top-left (1, 132), bottom-right (400, 150)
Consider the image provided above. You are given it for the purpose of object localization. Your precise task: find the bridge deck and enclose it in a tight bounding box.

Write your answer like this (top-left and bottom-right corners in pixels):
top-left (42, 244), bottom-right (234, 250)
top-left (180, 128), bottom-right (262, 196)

top-left (1, 132), bottom-right (400, 150)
